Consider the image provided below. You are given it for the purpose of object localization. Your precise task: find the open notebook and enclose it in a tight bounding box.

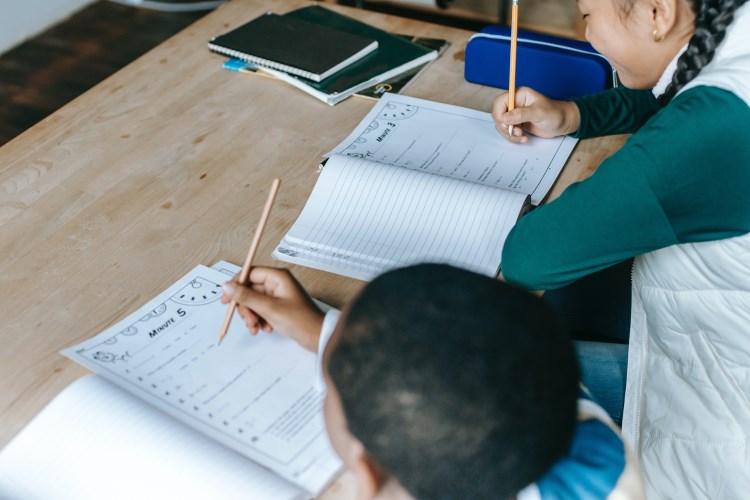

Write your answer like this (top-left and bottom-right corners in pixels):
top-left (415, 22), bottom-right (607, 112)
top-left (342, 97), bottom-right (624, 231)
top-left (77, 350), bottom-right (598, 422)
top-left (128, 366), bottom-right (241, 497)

top-left (0, 262), bottom-right (341, 500)
top-left (273, 94), bottom-right (577, 281)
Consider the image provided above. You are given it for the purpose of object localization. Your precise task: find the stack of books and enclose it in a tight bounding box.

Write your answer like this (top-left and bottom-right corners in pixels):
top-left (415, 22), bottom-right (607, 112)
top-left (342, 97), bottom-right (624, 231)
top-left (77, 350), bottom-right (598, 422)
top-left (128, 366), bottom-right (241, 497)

top-left (208, 5), bottom-right (449, 105)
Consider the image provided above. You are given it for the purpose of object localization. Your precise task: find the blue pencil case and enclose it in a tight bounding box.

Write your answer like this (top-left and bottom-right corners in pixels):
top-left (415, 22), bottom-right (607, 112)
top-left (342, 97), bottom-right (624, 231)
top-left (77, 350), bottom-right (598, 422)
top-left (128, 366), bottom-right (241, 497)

top-left (465, 26), bottom-right (616, 100)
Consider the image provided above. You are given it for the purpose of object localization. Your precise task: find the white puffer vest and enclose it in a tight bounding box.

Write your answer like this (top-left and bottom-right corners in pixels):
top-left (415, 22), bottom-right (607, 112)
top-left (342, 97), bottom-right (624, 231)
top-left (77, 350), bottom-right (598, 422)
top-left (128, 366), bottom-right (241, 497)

top-left (622, 4), bottom-right (750, 498)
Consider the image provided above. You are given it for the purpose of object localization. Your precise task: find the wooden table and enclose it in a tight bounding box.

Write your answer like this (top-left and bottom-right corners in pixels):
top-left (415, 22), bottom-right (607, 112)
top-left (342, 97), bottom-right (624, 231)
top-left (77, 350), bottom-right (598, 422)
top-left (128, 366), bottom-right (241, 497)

top-left (0, 0), bottom-right (626, 496)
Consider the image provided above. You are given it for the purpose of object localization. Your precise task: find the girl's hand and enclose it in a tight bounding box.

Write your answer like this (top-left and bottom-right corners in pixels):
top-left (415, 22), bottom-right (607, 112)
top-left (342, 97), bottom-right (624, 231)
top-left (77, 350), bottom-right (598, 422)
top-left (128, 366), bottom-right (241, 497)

top-left (221, 267), bottom-right (324, 353)
top-left (492, 87), bottom-right (581, 143)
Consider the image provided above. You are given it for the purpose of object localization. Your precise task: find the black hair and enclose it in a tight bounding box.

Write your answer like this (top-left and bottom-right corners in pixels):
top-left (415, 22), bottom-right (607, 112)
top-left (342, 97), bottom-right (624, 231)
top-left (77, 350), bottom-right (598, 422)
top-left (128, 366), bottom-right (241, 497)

top-left (328, 264), bottom-right (579, 499)
top-left (615, 0), bottom-right (746, 103)
top-left (660, 0), bottom-right (748, 104)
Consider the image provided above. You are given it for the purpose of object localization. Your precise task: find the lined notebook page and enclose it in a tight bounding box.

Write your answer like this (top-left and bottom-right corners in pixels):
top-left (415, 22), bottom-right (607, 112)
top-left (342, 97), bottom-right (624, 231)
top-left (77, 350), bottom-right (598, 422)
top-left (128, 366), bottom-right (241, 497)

top-left (0, 376), bottom-right (304, 500)
top-left (273, 155), bottom-right (529, 281)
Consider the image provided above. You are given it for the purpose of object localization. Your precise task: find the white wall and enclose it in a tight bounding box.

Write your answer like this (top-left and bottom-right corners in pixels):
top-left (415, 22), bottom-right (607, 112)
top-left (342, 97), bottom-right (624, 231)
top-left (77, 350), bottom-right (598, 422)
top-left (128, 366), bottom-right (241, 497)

top-left (0, 0), bottom-right (95, 55)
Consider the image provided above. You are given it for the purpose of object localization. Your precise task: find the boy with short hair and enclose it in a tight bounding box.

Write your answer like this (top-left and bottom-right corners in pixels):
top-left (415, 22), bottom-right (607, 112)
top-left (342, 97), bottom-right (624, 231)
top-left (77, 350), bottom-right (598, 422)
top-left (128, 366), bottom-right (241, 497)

top-left (221, 264), bottom-right (643, 499)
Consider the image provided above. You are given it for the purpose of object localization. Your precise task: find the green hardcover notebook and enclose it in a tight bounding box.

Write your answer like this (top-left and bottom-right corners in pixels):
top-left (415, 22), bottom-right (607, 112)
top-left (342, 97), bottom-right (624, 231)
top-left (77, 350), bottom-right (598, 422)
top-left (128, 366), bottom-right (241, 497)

top-left (261, 5), bottom-right (438, 105)
top-left (222, 35), bottom-right (451, 101)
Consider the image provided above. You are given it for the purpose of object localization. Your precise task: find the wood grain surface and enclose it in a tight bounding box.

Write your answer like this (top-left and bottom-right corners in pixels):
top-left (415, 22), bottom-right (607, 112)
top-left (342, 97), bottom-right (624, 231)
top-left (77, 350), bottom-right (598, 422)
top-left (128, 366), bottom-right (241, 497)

top-left (0, 0), bottom-right (626, 495)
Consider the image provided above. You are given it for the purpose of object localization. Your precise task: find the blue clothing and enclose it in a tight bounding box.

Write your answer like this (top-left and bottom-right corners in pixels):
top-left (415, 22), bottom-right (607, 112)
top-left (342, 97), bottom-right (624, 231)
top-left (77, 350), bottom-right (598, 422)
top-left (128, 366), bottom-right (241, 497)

top-left (319, 310), bottom-right (642, 499)
top-left (519, 388), bottom-right (639, 499)
top-left (575, 342), bottom-right (628, 425)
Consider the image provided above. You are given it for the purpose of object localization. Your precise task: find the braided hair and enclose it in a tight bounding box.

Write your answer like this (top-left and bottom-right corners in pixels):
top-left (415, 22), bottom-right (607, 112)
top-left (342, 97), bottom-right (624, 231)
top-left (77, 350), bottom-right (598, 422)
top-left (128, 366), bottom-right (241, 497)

top-left (659, 0), bottom-right (748, 104)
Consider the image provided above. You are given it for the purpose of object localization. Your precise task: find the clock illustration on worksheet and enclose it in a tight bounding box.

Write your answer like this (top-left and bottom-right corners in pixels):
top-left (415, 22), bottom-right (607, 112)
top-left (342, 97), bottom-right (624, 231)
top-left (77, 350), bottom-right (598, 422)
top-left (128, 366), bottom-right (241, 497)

top-left (378, 102), bottom-right (418, 120)
top-left (364, 120), bottom-right (379, 134)
top-left (170, 277), bottom-right (223, 306)
top-left (118, 325), bottom-right (139, 337)
top-left (139, 303), bottom-right (167, 322)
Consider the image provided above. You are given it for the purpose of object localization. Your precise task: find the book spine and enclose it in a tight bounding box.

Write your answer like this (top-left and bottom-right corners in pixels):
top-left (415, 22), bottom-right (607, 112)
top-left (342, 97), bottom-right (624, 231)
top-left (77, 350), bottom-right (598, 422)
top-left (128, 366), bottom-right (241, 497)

top-left (207, 43), bottom-right (321, 82)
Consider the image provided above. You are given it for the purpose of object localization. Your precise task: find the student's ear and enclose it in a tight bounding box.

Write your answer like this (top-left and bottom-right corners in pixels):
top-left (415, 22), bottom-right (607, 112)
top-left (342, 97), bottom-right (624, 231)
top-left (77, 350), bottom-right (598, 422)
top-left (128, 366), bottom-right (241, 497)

top-left (649, 0), bottom-right (680, 41)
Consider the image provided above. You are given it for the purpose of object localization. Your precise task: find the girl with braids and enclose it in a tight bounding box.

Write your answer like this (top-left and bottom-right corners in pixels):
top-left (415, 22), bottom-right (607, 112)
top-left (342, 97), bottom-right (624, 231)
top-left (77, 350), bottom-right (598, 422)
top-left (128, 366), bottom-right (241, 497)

top-left (492, 0), bottom-right (750, 497)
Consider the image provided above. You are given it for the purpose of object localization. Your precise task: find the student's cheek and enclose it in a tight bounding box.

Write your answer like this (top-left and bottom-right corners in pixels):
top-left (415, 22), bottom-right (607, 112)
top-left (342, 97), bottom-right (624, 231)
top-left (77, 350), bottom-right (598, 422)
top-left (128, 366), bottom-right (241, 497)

top-left (585, 23), bottom-right (607, 58)
top-left (586, 26), bottom-right (627, 81)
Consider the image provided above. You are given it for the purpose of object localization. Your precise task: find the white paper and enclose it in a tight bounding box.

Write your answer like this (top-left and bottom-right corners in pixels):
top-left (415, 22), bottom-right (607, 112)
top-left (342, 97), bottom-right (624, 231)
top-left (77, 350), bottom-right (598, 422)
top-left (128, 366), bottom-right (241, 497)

top-left (327, 93), bottom-right (577, 205)
top-left (274, 155), bottom-right (528, 281)
top-left (61, 265), bottom-right (342, 496)
top-left (0, 376), bottom-right (305, 500)
top-left (211, 260), bottom-right (333, 314)
top-left (212, 260), bottom-right (245, 277)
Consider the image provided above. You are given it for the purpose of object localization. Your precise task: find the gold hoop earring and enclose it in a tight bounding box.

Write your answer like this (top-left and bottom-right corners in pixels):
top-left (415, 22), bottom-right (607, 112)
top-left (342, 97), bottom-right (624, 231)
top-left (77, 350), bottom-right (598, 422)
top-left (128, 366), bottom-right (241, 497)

top-left (653, 30), bottom-right (665, 42)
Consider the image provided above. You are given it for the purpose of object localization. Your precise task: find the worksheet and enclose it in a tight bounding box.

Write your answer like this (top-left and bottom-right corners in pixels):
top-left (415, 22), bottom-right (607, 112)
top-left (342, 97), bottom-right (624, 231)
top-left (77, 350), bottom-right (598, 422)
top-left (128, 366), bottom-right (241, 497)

top-left (62, 265), bottom-right (341, 496)
top-left (326, 93), bottom-right (577, 205)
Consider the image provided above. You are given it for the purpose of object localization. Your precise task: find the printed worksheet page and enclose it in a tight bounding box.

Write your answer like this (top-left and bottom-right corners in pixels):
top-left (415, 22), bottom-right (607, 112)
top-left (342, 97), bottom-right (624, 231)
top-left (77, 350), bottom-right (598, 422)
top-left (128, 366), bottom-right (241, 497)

top-left (327, 93), bottom-right (577, 205)
top-left (62, 265), bottom-right (342, 496)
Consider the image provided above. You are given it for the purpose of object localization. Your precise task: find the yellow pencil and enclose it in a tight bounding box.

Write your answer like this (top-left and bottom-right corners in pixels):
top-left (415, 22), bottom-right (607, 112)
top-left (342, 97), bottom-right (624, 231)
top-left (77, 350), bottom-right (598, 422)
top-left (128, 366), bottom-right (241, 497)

top-left (217, 178), bottom-right (281, 345)
top-left (507, 0), bottom-right (519, 137)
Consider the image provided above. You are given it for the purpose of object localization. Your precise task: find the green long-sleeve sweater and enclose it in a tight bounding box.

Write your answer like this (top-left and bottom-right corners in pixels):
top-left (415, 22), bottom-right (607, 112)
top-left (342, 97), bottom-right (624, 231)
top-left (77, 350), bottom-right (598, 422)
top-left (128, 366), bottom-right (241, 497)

top-left (501, 85), bottom-right (750, 290)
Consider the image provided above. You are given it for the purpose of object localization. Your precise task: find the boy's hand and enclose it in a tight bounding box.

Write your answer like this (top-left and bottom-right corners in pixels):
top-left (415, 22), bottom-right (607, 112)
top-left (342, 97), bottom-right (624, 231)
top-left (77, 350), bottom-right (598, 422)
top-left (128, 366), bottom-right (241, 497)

top-left (492, 87), bottom-right (580, 143)
top-left (220, 267), bottom-right (324, 353)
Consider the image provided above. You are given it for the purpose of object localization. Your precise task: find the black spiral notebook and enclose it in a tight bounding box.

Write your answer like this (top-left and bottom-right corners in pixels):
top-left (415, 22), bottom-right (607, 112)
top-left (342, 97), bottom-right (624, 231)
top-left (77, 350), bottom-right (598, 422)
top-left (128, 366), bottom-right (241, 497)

top-left (208, 12), bottom-right (378, 82)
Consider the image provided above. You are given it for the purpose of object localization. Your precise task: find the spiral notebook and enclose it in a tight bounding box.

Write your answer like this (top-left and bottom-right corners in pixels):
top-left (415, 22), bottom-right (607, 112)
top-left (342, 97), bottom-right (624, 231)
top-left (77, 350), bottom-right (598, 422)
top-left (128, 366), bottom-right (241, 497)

top-left (256, 6), bottom-right (438, 105)
top-left (208, 12), bottom-right (378, 82)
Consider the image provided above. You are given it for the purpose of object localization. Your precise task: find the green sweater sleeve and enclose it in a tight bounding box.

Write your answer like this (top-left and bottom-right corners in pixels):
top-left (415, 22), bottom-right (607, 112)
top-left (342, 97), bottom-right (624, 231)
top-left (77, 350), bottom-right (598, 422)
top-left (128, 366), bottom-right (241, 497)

top-left (502, 86), bottom-right (750, 290)
top-left (571, 86), bottom-right (661, 138)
